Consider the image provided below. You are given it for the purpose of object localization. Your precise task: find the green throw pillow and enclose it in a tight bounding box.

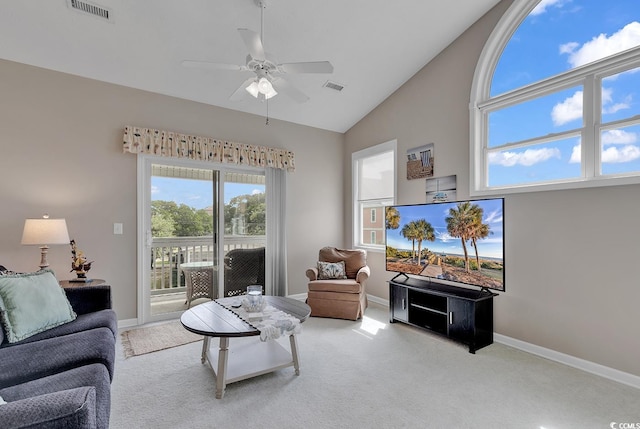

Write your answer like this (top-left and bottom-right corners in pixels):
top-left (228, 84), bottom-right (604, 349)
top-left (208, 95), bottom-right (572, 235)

top-left (0, 269), bottom-right (76, 343)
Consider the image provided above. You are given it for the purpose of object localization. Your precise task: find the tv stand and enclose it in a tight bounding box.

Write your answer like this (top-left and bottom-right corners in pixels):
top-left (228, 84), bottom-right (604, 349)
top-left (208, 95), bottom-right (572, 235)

top-left (389, 275), bottom-right (496, 353)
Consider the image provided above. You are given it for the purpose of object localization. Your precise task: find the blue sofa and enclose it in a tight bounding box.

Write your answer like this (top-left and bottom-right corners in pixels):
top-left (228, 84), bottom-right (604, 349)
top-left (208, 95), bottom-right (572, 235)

top-left (0, 278), bottom-right (117, 429)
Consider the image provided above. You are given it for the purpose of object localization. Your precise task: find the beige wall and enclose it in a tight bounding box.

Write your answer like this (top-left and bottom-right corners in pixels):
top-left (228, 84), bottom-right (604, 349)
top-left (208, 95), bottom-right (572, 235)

top-left (0, 59), bottom-right (344, 321)
top-left (345, 0), bottom-right (640, 377)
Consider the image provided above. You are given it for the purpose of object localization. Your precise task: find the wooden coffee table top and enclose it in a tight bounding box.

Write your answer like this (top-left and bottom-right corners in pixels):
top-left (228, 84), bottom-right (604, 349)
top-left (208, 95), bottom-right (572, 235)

top-left (180, 296), bottom-right (311, 338)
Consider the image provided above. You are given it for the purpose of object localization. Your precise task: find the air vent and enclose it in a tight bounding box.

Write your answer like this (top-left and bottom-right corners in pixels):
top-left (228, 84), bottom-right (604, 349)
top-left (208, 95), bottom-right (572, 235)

top-left (67, 0), bottom-right (112, 21)
top-left (323, 81), bottom-right (345, 92)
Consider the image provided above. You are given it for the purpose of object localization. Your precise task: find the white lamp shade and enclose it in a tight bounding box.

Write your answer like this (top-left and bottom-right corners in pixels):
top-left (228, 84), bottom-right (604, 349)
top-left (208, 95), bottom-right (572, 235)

top-left (258, 78), bottom-right (277, 99)
top-left (21, 218), bottom-right (70, 245)
top-left (246, 81), bottom-right (260, 98)
top-left (246, 78), bottom-right (277, 100)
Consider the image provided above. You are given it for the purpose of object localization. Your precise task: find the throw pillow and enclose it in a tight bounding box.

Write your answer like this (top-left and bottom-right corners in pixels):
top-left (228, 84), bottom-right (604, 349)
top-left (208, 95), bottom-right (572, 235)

top-left (0, 269), bottom-right (76, 343)
top-left (317, 261), bottom-right (347, 280)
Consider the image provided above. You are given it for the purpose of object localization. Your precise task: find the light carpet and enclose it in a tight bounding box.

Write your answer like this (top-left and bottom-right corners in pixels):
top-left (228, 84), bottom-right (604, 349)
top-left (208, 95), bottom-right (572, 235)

top-left (111, 303), bottom-right (640, 428)
top-left (121, 320), bottom-right (202, 358)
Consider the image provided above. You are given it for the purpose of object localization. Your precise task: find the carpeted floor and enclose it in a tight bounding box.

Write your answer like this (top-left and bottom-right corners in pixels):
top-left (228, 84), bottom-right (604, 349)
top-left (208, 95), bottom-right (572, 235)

top-left (121, 320), bottom-right (202, 358)
top-left (111, 303), bottom-right (640, 429)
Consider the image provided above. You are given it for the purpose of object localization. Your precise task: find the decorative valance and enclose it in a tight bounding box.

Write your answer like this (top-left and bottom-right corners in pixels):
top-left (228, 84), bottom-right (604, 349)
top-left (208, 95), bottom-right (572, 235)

top-left (122, 125), bottom-right (295, 172)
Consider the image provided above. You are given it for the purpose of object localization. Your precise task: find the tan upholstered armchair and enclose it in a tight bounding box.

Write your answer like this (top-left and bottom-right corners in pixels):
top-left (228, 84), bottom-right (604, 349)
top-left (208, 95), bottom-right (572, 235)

top-left (306, 247), bottom-right (370, 320)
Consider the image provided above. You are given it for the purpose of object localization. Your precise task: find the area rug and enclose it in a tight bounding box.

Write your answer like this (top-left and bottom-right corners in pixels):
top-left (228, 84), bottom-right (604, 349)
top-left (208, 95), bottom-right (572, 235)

top-left (121, 320), bottom-right (202, 358)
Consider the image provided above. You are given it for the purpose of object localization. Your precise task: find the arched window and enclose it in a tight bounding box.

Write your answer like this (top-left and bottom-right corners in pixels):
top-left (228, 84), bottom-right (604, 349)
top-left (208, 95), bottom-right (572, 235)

top-left (470, 0), bottom-right (640, 195)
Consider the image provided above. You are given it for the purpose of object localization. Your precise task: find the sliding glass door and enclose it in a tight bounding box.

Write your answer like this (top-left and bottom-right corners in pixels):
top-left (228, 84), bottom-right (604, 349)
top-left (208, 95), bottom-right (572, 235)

top-left (139, 157), bottom-right (267, 323)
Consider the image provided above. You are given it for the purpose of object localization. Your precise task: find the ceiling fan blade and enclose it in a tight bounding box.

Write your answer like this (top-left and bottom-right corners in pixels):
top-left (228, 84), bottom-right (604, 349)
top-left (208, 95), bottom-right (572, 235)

top-left (271, 78), bottom-right (309, 103)
top-left (238, 28), bottom-right (265, 61)
top-left (181, 60), bottom-right (247, 72)
top-left (229, 77), bottom-right (257, 101)
top-left (278, 61), bottom-right (334, 74)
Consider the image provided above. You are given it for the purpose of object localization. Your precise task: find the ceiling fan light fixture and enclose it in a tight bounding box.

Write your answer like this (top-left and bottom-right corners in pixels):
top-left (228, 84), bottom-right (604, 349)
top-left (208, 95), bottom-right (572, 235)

top-left (246, 81), bottom-right (260, 98)
top-left (246, 78), bottom-right (277, 99)
top-left (257, 77), bottom-right (272, 93)
top-left (263, 86), bottom-right (277, 100)
top-left (259, 78), bottom-right (278, 99)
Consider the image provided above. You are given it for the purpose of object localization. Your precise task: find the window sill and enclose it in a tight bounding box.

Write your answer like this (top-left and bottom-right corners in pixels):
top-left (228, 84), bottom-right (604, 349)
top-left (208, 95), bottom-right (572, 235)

top-left (472, 174), bottom-right (640, 197)
top-left (354, 244), bottom-right (385, 254)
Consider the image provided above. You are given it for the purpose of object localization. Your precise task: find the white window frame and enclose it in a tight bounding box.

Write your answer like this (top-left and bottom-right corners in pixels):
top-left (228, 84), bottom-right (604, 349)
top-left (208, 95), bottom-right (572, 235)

top-left (352, 140), bottom-right (397, 252)
top-left (470, 0), bottom-right (640, 196)
top-left (370, 208), bottom-right (376, 223)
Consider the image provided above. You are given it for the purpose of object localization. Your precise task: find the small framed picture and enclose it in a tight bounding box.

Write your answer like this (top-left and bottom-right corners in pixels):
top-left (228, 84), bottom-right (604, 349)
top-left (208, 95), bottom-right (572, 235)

top-left (407, 143), bottom-right (434, 180)
top-left (426, 174), bottom-right (456, 203)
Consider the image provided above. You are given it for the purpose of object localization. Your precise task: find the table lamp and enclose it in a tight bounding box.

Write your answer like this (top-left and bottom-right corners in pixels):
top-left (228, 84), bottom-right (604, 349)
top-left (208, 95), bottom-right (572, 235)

top-left (21, 214), bottom-right (70, 270)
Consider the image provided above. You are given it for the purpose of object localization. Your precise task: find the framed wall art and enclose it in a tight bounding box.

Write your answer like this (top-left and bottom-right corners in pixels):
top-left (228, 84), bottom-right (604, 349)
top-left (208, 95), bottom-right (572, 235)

top-left (406, 143), bottom-right (434, 180)
top-left (426, 174), bottom-right (456, 203)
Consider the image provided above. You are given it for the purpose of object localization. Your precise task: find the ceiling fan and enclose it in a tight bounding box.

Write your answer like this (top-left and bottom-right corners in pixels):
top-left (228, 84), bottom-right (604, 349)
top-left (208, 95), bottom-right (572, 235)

top-left (181, 0), bottom-right (334, 103)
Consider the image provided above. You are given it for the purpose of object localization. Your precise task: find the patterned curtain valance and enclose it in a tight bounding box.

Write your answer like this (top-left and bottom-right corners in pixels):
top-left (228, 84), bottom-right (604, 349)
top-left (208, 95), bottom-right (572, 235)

top-left (122, 125), bottom-right (295, 172)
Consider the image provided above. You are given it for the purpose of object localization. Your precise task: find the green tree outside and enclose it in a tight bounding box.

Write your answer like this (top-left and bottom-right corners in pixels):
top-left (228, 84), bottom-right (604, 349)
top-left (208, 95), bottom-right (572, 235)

top-left (152, 192), bottom-right (266, 238)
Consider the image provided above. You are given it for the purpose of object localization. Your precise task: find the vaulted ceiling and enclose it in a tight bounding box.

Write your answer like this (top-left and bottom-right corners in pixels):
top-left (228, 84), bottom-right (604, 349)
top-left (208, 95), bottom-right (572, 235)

top-left (0, 0), bottom-right (501, 133)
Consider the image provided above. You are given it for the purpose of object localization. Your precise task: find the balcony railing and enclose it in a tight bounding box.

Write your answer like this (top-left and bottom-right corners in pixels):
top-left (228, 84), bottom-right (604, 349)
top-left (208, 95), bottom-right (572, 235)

top-left (150, 235), bottom-right (266, 295)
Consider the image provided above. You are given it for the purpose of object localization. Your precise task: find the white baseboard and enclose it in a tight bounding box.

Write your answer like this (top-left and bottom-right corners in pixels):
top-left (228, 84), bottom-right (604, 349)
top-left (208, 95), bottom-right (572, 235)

top-left (367, 294), bottom-right (388, 306)
top-left (494, 334), bottom-right (640, 389)
top-left (287, 293), bottom-right (307, 301)
top-left (117, 318), bottom-right (139, 329)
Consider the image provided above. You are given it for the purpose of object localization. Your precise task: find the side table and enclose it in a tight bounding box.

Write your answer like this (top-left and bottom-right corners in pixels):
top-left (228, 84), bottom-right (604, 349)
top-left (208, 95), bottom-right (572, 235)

top-left (60, 279), bottom-right (106, 288)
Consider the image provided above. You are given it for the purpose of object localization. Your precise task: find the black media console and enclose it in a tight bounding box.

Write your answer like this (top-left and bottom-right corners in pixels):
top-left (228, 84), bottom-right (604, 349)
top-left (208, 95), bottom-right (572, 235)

top-left (389, 274), bottom-right (496, 353)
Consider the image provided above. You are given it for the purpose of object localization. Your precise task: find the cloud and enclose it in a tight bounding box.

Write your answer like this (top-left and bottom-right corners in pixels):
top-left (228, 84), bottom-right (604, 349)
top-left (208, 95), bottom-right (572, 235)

top-left (569, 143), bottom-right (581, 163)
top-left (561, 22), bottom-right (640, 69)
top-left (602, 145), bottom-right (640, 163)
top-left (489, 147), bottom-right (562, 167)
top-left (552, 90), bottom-right (583, 125)
top-left (530, 0), bottom-right (568, 16)
top-left (602, 129), bottom-right (638, 145)
top-left (436, 231), bottom-right (454, 243)
top-left (151, 186), bottom-right (159, 194)
top-left (484, 209), bottom-right (503, 224)
top-left (602, 88), bottom-right (632, 115)
top-left (559, 42), bottom-right (579, 54)
top-left (602, 129), bottom-right (640, 164)
top-left (571, 130), bottom-right (639, 164)
top-left (251, 189), bottom-right (264, 195)
top-left (551, 88), bottom-right (632, 126)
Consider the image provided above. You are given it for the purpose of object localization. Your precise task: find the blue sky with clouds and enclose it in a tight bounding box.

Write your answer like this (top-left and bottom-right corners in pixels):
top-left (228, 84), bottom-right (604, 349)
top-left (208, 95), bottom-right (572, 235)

top-left (488, 0), bottom-right (640, 186)
top-left (151, 176), bottom-right (264, 209)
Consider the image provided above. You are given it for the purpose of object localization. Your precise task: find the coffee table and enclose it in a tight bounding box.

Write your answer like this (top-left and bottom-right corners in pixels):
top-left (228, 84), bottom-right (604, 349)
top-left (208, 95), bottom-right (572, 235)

top-left (180, 296), bottom-right (311, 399)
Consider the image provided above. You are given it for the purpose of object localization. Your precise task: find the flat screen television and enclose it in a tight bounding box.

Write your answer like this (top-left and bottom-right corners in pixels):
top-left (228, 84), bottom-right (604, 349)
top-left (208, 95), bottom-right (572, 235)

top-left (385, 198), bottom-right (505, 292)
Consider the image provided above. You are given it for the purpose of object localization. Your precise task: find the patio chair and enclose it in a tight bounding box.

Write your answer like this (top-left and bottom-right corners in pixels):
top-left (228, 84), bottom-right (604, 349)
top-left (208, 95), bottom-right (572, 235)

top-left (224, 247), bottom-right (265, 297)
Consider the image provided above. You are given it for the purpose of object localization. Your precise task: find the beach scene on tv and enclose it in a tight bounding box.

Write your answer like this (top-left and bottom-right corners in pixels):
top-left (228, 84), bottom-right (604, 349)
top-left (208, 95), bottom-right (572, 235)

top-left (385, 199), bottom-right (504, 291)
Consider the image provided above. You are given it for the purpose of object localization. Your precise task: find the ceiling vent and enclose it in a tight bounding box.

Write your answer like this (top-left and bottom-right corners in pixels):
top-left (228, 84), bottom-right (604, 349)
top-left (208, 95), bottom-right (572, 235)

top-left (67, 0), bottom-right (112, 21)
top-left (323, 81), bottom-right (345, 92)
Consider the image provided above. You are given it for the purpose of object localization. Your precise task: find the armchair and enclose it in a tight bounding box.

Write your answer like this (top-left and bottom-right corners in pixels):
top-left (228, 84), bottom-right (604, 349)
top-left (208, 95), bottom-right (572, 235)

top-left (306, 247), bottom-right (370, 320)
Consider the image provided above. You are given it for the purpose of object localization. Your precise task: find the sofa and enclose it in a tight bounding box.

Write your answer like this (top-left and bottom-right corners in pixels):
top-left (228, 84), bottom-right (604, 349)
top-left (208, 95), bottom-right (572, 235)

top-left (0, 268), bottom-right (117, 429)
top-left (306, 247), bottom-right (370, 320)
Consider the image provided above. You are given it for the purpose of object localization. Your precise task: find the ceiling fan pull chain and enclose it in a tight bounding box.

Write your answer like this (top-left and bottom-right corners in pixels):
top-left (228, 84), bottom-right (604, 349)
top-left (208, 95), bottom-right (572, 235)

top-left (266, 98), bottom-right (270, 125)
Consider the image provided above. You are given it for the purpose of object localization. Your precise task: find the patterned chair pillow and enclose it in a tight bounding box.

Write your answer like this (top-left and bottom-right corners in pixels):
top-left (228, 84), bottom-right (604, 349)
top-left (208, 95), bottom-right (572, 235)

top-left (317, 261), bottom-right (347, 280)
